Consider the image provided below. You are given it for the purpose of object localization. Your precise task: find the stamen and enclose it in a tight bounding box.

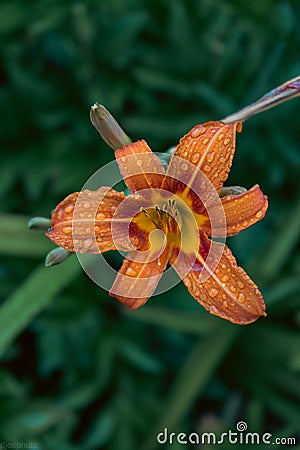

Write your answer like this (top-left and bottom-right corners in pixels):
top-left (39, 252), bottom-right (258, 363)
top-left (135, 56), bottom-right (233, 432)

top-left (155, 205), bottom-right (164, 229)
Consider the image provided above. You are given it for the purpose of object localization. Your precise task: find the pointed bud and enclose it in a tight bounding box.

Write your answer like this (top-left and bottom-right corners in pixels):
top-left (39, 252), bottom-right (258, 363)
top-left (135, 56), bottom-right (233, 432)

top-left (90, 103), bottom-right (132, 150)
top-left (220, 186), bottom-right (247, 197)
top-left (45, 247), bottom-right (71, 267)
top-left (28, 217), bottom-right (51, 231)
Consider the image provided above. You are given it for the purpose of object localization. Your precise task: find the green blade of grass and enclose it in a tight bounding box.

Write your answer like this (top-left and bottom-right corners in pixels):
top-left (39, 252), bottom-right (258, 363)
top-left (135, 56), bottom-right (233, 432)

top-left (0, 258), bottom-right (80, 357)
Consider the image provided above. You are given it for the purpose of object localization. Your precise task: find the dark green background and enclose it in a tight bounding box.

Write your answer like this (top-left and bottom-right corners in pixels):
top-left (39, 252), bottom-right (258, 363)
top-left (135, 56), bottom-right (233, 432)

top-left (0, 1), bottom-right (300, 449)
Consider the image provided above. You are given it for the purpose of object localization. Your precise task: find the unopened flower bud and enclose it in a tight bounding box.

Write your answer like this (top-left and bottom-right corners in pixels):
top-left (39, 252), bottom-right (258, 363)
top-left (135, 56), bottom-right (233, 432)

top-left (45, 247), bottom-right (71, 267)
top-left (90, 103), bottom-right (132, 150)
top-left (28, 217), bottom-right (51, 231)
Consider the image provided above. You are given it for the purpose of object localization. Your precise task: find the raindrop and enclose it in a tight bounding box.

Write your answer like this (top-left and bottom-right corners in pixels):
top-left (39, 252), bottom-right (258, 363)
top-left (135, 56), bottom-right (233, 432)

top-left (206, 152), bottom-right (215, 162)
top-left (62, 226), bottom-right (72, 234)
top-left (84, 238), bottom-right (93, 248)
top-left (127, 267), bottom-right (137, 277)
top-left (97, 212), bottom-right (106, 220)
top-left (191, 152), bottom-right (200, 163)
top-left (191, 125), bottom-right (205, 138)
top-left (65, 205), bottom-right (74, 213)
top-left (238, 293), bottom-right (245, 303)
top-left (208, 287), bottom-right (219, 297)
top-left (224, 138), bottom-right (231, 145)
top-left (255, 211), bottom-right (263, 218)
top-left (203, 165), bottom-right (211, 172)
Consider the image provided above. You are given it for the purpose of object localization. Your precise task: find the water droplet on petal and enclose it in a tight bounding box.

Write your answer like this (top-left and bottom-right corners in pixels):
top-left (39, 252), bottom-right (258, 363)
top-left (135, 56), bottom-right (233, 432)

top-left (238, 293), bottom-right (245, 303)
top-left (208, 287), bottom-right (219, 297)
top-left (221, 275), bottom-right (229, 282)
top-left (217, 133), bottom-right (224, 141)
top-left (230, 285), bottom-right (237, 293)
top-left (219, 156), bottom-right (225, 163)
top-left (237, 281), bottom-right (245, 289)
top-left (127, 267), bottom-right (137, 277)
top-left (137, 159), bottom-right (143, 166)
top-left (85, 227), bottom-right (91, 234)
top-left (65, 205), bottom-right (74, 213)
top-left (57, 209), bottom-right (64, 220)
top-left (97, 212), bottom-right (106, 220)
top-left (223, 300), bottom-right (228, 308)
top-left (242, 220), bottom-right (248, 227)
top-left (191, 125), bottom-right (205, 138)
top-left (83, 201), bottom-right (91, 209)
top-left (181, 163), bottom-right (189, 171)
top-left (62, 226), bottom-right (72, 234)
top-left (84, 238), bottom-right (93, 248)
top-left (121, 156), bottom-right (127, 163)
top-left (256, 211), bottom-right (263, 218)
top-left (191, 152), bottom-right (200, 163)
top-left (206, 152), bottom-right (215, 162)
top-left (203, 138), bottom-right (209, 145)
top-left (203, 164), bottom-right (211, 172)
top-left (224, 138), bottom-right (231, 145)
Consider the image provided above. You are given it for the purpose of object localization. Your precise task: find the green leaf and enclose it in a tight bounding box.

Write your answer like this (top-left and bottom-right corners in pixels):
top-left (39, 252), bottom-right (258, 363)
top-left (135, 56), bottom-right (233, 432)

top-left (0, 258), bottom-right (80, 357)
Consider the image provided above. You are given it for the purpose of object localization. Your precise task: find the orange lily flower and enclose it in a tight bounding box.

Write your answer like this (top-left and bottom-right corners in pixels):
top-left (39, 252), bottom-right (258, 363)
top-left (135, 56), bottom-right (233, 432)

top-left (46, 120), bottom-right (268, 324)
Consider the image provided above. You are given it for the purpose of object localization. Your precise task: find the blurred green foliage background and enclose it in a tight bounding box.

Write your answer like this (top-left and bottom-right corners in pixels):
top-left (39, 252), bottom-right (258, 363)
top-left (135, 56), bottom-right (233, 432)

top-left (1, 0), bottom-right (300, 448)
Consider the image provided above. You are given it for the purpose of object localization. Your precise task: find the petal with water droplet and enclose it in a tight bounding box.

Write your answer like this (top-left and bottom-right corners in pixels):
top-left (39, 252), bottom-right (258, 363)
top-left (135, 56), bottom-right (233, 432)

top-left (170, 237), bottom-right (266, 324)
top-left (115, 140), bottom-right (165, 192)
top-left (166, 121), bottom-right (242, 195)
top-left (46, 187), bottom-right (129, 253)
top-left (203, 184), bottom-right (268, 237)
top-left (109, 245), bottom-right (171, 309)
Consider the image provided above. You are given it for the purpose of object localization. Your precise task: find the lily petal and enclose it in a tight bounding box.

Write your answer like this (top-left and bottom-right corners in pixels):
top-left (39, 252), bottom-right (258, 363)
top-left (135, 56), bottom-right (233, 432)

top-left (110, 243), bottom-right (170, 309)
top-left (46, 187), bottom-right (130, 253)
top-left (203, 184), bottom-right (268, 237)
top-left (115, 140), bottom-right (165, 192)
top-left (169, 121), bottom-right (242, 195)
top-left (171, 238), bottom-right (266, 325)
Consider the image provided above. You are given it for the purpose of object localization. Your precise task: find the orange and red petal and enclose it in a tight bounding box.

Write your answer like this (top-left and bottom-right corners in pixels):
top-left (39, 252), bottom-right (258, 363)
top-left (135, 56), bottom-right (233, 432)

top-left (109, 244), bottom-right (171, 309)
top-left (202, 184), bottom-right (268, 237)
top-left (166, 121), bottom-right (242, 195)
top-left (115, 140), bottom-right (165, 192)
top-left (46, 187), bottom-right (131, 253)
top-left (171, 239), bottom-right (266, 325)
